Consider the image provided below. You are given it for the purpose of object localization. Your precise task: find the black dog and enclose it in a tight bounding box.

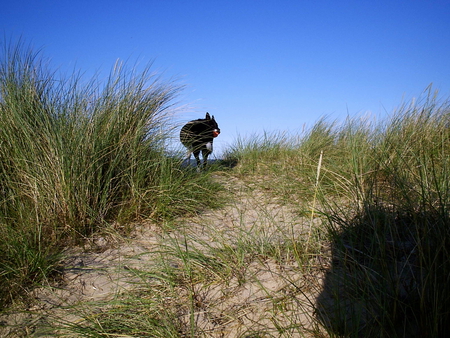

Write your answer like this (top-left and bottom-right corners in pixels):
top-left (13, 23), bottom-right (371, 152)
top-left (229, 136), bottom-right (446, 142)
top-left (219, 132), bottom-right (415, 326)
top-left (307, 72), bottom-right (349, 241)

top-left (180, 112), bottom-right (220, 169)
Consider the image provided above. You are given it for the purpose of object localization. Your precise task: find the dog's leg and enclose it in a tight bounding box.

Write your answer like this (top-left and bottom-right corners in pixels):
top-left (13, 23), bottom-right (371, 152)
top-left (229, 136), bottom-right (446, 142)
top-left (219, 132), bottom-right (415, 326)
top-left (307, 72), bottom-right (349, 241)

top-left (193, 150), bottom-right (202, 171)
top-left (201, 142), bottom-right (213, 168)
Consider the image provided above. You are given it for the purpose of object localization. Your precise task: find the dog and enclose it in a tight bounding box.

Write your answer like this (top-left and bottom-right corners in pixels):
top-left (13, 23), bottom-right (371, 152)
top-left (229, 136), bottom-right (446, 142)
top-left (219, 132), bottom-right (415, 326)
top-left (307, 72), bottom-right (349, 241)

top-left (180, 112), bottom-right (220, 169)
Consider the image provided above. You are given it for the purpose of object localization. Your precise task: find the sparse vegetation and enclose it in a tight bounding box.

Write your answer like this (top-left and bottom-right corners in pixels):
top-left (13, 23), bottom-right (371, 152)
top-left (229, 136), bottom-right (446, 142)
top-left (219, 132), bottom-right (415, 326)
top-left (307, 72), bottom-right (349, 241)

top-left (1, 41), bottom-right (449, 337)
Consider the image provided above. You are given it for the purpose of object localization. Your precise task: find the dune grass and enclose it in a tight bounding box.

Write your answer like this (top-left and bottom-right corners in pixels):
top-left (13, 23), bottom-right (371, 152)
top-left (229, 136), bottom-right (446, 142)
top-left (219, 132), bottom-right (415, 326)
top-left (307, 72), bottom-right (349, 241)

top-left (48, 98), bottom-right (438, 337)
top-left (2, 41), bottom-right (450, 337)
top-left (23, 89), bottom-right (449, 337)
top-left (0, 41), bottom-right (222, 309)
top-left (224, 89), bottom-right (450, 337)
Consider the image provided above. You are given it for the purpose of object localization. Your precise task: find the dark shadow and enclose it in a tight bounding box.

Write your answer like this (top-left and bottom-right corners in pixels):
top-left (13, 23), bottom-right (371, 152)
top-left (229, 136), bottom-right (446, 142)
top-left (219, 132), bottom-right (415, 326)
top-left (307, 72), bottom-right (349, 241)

top-left (179, 158), bottom-right (238, 171)
top-left (316, 205), bottom-right (450, 337)
top-left (212, 158), bottom-right (238, 169)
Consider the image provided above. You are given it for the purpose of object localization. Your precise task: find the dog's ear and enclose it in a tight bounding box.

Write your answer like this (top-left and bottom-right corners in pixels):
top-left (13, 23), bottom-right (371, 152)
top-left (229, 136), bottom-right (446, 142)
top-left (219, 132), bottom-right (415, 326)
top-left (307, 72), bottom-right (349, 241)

top-left (205, 112), bottom-right (211, 120)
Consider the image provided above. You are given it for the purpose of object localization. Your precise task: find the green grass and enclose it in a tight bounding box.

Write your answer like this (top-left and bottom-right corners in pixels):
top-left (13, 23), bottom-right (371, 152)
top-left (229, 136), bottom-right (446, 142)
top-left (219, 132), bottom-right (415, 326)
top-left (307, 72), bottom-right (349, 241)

top-left (31, 90), bottom-right (450, 336)
top-left (0, 40), bottom-right (223, 309)
top-left (2, 40), bottom-right (450, 337)
top-left (224, 88), bottom-right (450, 337)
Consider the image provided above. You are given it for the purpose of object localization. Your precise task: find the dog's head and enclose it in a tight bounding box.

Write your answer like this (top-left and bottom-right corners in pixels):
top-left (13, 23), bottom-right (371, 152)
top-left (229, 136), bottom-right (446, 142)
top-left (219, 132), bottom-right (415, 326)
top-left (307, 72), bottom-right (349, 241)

top-left (205, 112), bottom-right (220, 138)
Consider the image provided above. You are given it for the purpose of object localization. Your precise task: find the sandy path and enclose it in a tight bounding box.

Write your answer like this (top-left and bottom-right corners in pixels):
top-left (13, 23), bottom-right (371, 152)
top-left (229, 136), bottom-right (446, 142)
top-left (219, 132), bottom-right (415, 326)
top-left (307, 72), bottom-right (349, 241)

top-left (0, 173), bottom-right (326, 337)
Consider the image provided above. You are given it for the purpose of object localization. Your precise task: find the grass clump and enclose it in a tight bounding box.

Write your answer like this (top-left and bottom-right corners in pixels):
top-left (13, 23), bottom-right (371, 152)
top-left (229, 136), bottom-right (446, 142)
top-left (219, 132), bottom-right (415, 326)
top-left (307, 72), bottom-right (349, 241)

top-left (317, 95), bottom-right (450, 337)
top-left (0, 40), bottom-right (221, 308)
top-left (225, 88), bottom-right (450, 337)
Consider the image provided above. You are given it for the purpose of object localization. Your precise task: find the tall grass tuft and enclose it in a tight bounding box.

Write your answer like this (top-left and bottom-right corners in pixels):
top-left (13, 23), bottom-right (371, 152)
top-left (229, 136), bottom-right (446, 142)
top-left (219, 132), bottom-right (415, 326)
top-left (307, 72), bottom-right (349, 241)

top-left (321, 92), bottom-right (450, 337)
top-left (225, 89), bottom-right (450, 336)
top-left (0, 41), bottom-right (221, 307)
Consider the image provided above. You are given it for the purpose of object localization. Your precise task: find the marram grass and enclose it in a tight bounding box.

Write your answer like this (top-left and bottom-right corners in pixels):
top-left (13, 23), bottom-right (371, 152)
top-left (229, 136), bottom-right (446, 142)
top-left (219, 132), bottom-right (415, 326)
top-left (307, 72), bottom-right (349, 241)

top-left (2, 40), bottom-right (450, 337)
top-left (225, 89), bottom-right (450, 337)
top-left (0, 41), bottom-right (222, 307)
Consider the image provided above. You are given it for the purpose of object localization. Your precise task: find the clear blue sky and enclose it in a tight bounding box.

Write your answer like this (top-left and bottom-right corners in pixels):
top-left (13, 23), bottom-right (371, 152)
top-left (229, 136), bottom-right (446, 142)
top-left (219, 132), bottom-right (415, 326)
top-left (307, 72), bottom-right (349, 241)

top-left (3, 0), bottom-right (450, 156)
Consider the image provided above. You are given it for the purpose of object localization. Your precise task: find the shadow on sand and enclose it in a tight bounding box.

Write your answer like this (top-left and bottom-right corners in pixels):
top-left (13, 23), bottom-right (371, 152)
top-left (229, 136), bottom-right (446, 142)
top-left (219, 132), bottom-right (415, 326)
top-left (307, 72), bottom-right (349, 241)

top-left (180, 158), bottom-right (238, 170)
top-left (316, 205), bottom-right (450, 337)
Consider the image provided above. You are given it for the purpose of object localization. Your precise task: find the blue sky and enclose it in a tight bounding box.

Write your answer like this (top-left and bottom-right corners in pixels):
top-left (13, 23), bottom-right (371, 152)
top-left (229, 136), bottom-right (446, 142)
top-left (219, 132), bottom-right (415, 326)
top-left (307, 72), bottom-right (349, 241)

top-left (2, 0), bottom-right (450, 156)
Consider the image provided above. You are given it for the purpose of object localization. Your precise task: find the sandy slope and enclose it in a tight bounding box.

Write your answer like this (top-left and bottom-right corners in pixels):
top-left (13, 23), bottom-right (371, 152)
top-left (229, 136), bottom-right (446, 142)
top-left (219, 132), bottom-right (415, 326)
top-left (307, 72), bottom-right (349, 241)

top-left (1, 173), bottom-right (328, 337)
